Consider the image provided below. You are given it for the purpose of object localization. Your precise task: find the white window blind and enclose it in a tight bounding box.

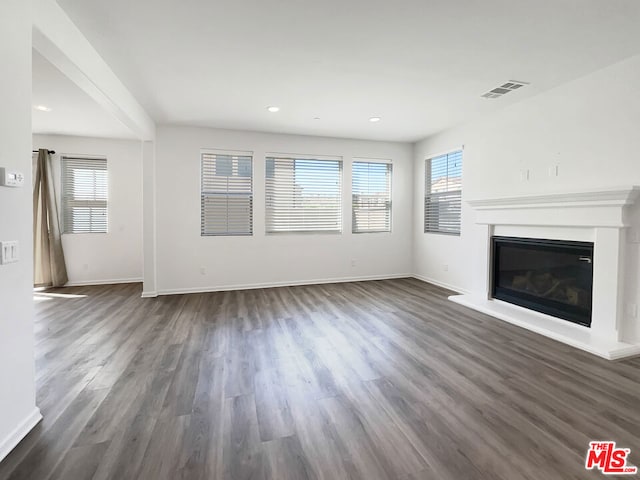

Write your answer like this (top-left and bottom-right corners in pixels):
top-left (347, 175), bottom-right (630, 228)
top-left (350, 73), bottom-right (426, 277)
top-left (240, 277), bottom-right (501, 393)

top-left (265, 156), bottom-right (342, 233)
top-left (201, 151), bottom-right (253, 236)
top-left (352, 160), bottom-right (392, 233)
top-left (61, 156), bottom-right (108, 234)
top-left (425, 150), bottom-right (462, 235)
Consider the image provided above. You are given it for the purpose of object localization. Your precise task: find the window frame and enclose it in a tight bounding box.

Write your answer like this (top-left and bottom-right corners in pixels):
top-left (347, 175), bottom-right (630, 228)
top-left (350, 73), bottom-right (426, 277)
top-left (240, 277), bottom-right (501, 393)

top-left (200, 149), bottom-right (254, 237)
top-left (265, 154), bottom-right (343, 235)
top-left (61, 155), bottom-right (108, 235)
top-left (424, 149), bottom-right (463, 236)
top-left (351, 159), bottom-right (393, 234)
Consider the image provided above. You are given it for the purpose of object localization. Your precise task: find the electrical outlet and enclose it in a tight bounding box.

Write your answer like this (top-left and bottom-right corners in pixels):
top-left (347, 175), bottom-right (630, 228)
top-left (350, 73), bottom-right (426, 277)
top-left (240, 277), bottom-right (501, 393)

top-left (548, 165), bottom-right (559, 177)
top-left (520, 169), bottom-right (529, 182)
top-left (200, 267), bottom-right (206, 275)
top-left (351, 259), bottom-right (357, 267)
top-left (443, 264), bottom-right (449, 272)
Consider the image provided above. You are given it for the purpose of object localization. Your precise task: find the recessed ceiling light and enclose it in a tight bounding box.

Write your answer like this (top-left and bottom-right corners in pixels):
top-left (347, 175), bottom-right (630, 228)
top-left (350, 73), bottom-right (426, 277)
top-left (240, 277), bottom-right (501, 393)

top-left (313, 117), bottom-right (321, 120)
top-left (369, 117), bottom-right (381, 123)
top-left (34, 105), bottom-right (52, 112)
top-left (267, 106), bottom-right (280, 113)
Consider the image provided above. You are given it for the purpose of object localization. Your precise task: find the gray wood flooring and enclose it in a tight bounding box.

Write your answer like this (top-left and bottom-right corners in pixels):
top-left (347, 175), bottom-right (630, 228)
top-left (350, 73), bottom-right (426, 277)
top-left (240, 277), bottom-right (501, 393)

top-left (1, 278), bottom-right (639, 479)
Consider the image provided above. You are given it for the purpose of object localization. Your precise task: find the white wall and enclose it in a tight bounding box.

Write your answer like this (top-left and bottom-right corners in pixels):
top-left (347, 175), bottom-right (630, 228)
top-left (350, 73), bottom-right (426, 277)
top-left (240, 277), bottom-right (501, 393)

top-left (0, 0), bottom-right (41, 462)
top-left (154, 126), bottom-right (413, 294)
top-left (413, 54), bottom-right (640, 341)
top-left (32, 134), bottom-right (143, 285)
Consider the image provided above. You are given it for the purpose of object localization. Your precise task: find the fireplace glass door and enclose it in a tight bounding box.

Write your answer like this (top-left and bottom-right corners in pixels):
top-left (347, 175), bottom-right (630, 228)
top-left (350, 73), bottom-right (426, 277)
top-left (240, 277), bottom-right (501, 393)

top-left (491, 237), bottom-right (594, 327)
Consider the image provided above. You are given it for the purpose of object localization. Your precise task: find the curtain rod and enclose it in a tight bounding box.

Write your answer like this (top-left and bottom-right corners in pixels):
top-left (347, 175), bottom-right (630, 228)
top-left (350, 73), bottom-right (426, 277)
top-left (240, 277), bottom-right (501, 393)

top-left (33, 149), bottom-right (56, 154)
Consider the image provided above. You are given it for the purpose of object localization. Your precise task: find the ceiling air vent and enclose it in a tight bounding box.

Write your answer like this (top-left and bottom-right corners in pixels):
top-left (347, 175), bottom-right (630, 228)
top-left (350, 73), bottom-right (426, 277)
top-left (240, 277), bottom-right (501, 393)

top-left (481, 80), bottom-right (529, 99)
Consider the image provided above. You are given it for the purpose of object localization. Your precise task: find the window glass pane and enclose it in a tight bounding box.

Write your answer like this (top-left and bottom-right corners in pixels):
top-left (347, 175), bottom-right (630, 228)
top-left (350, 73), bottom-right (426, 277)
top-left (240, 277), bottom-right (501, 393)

top-left (352, 161), bottom-right (392, 233)
top-left (430, 155), bottom-right (449, 192)
top-left (62, 157), bottom-right (108, 234)
top-left (237, 157), bottom-right (252, 177)
top-left (425, 150), bottom-right (462, 235)
top-left (201, 152), bottom-right (253, 236)
top-left (266, 158), bottom-right (275, 179)
top-left (215, 156), bottom-right (233, 176)
top-left (265, 157), bottom-right (342, 233)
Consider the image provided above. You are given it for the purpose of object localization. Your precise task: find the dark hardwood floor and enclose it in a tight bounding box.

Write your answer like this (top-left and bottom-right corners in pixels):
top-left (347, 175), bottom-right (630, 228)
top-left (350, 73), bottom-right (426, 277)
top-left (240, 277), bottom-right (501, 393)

top-left (1, 278), bottom-right (639, 480)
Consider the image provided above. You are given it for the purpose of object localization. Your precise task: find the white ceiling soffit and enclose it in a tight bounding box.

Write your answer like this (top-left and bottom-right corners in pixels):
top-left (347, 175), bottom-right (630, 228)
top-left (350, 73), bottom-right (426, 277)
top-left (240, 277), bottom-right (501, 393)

top-left (57, 0), bottom-right (640, 142)
top-left (32, 50), bottom-right (138, 140)
top-left (34, 0), bottom-right (155, 140)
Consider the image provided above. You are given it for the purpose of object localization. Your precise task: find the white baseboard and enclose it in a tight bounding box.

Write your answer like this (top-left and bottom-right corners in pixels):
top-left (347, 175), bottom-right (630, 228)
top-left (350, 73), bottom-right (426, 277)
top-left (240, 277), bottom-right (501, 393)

top-left (141, 291), bottom-right (158, 298)
top-left (156, 273), bottom-right (412, 296)
top-left (65, 277), bottom-right (142, 287)
top-left (0, 407), bottom-right (42, 464)
top-left (411, 274), bottom-right (470, 295)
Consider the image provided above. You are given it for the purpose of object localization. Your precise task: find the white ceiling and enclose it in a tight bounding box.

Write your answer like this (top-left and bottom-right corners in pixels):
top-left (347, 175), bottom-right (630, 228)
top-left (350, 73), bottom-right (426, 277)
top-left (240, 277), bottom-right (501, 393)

top-left (32, 50), bottom-right (136, 139)
top-left (54, 0), bottom-right (640, 142)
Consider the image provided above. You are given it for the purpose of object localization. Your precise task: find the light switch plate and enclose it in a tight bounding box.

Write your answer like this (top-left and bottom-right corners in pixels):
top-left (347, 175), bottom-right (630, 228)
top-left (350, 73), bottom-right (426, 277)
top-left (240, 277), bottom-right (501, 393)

top-left (0, 241), bottom-right (19, 264)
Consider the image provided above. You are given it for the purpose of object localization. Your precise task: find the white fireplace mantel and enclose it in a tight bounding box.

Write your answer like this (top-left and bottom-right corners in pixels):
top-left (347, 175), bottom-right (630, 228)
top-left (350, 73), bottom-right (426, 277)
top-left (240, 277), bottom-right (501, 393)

top-left (449, 185), bottom-right (640, 360)
top-left (468, 186), bottom-right (640, 229)
top-left (468, 186), bottom-right (640, 210)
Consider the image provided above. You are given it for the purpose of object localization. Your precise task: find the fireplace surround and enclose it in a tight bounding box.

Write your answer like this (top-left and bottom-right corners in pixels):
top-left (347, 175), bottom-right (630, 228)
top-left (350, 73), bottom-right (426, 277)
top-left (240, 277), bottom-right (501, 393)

top-left (448, 186), bottom-right (640, 360)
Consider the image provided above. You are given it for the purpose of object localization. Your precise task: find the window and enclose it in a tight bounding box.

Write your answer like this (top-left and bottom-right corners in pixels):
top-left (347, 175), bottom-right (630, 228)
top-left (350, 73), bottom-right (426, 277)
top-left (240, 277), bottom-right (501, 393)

top-left (352, 160), bottom-right (392, 233)
top-left (265, 156), bottom-right (342, 233)
top-left (425, 150), bottom-right (462, 235)
top-left (61, 156), bottom-right (108, 234)
top-left (201, 151), bottom-right (253, 236)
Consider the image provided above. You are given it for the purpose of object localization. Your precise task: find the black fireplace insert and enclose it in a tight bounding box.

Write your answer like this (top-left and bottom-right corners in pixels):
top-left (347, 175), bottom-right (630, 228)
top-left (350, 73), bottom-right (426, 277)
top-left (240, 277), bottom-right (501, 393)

top-left (491, 236), bottom-right (594, 327)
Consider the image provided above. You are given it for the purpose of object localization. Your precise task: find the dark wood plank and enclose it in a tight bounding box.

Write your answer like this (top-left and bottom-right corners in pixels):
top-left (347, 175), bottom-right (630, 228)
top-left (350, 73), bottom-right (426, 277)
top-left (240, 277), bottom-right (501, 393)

top-left (49, 442), bottom-right (109, 480)
top-left (223, 394), bottom-right (265, 480)
top-left (262, 435), bottom-right (316, 480)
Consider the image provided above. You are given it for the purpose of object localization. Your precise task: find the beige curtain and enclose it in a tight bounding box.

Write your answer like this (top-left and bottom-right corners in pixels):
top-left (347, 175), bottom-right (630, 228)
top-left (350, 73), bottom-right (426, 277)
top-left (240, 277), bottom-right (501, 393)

top-left (33, 149), bottom-right (68, 287)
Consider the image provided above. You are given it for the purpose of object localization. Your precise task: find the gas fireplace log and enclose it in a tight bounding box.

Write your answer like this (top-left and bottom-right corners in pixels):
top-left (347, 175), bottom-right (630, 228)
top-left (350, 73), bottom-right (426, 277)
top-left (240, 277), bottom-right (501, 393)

top-left (511, 271), bottom-right (578, 300)
top-left (512, 272), bottom-right (533, 291)
top-left (539, 280), bottom-right (562, 298)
